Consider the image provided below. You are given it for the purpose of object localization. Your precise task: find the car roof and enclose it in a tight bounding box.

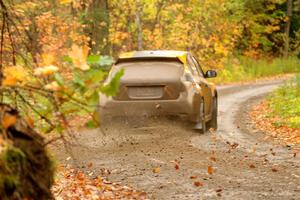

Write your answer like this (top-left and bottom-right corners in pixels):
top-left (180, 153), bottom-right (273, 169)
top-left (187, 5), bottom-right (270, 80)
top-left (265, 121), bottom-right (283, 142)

top-left (119, 50), bottom-right (188, 59)
top-left (117, 50), bottom-right (189, 64)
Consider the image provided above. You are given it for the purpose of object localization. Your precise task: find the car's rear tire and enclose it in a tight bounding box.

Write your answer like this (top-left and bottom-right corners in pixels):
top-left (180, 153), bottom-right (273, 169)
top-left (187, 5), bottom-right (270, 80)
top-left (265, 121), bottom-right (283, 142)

top-left (207, 97), bottom-right (218, 131)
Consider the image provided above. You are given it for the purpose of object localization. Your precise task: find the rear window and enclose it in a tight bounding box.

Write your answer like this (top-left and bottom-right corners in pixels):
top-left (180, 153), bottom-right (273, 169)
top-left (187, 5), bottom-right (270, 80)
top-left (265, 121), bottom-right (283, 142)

top-left (115, 57), bottom-right (183, 65)
top-left (109, 60), bottom-right (184, 80)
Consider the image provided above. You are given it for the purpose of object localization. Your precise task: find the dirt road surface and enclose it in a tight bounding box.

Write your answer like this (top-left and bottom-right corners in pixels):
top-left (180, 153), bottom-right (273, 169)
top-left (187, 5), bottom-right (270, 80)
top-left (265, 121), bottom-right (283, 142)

top-left (53, 80), bottom-right (300, 200)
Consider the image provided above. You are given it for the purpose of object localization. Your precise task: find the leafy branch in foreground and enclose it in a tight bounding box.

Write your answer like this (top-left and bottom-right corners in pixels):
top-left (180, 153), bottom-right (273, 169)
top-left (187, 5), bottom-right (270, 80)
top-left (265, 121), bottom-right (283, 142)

top-left (0, 0), bottom-right (125, 150)
top-left (1, 44), bottom-right (122, 136)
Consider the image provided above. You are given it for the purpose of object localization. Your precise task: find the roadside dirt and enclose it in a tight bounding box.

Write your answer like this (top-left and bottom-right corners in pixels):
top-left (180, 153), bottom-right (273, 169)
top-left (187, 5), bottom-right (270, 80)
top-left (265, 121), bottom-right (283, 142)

top-left (52, 79), bottom-right (300, 200)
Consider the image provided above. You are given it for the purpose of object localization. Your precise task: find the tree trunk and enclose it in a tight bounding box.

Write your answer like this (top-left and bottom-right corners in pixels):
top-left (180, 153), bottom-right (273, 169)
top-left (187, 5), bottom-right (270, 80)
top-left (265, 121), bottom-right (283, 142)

top-left (284, 0), bottom-right (293, 58)
top-left (136, 0), bottom-right (143, 50)
top-left (87, 0), bottom-right (110, 55)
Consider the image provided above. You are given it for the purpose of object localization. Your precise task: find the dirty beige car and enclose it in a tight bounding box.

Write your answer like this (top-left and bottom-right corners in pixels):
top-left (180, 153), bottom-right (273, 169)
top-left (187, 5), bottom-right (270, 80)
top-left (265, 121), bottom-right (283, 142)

top-left (99, 50), bottom-right (218, 132)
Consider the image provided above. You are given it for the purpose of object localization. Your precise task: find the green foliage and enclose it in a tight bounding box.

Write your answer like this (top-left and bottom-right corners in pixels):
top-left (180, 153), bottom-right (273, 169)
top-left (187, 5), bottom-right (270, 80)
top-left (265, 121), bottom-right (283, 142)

top-left (3, 147), bottom-right (26, 167)
top-left (229, 0), bottom-right (300, 57)
top-left (0, 146), bottom-right (25, 199)
top-left (1, 53), bottom-right (121, 132)
top-left (87, 55), bottom-right (114, 69)
top-left (52, 54), bottom-right (120, 129)
top-left (267, 75), bottom-right (300, 128)
top-left (215, 56), bottom-right (300, 83)
top-left (85, 120), bottom-right (98, 128)
top-left (100, 68), bottom-right (125, 96)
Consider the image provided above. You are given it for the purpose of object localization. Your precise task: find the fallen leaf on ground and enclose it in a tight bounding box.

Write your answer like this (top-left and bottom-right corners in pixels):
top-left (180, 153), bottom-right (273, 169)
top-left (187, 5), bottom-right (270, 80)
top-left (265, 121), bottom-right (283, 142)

top-left (216, 188), bottom-right (223, 193)
top-left (250, 101), bottom-right (300, 146)
top-left (271, 168), bottom-right (278, 172)
top-left (216, 188), bottom-right (223, 196)
top-left (231, 143), bottom-right (239, 149)
top-left (52, 166), bottom-right (148, 199)
top-left (249, 164), bottom-right (256, 169)
top-left (87, 162), bottom-right (93, 168)
top-left (226, 141), bottom-right (239, 149)
top-left (153, 167), bottom-right (161, 173)
top-left (210, 156), bottom-right (217, 162)
top-left (208, 166), bottom-right (214, 175)
top-left (76, 171), bottom-right (85, 181)
top-left (194, 181), bottom-right (204, 187)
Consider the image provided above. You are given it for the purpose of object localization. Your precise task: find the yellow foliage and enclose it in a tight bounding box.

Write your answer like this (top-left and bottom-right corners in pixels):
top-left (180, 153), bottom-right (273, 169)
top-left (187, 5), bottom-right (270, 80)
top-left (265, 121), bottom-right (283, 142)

top-left (24, 115), bottom-right (35, 128)
top-left (59, 0), bottom-right (72, 5)
top-left (41, 53), bottom-right (55, 66)
top-left (2, 114), bottom-right (17, 129)
top-left (34, 65), bottom-right (59, 76)
top-left (45, 81), bottom-right (60, 91)
top-left (68, 44), bottom-right (90, 71)
top-left (109, 0), bottom-right (242, 69)
top-left (2, 66), bottom-right (28, 86)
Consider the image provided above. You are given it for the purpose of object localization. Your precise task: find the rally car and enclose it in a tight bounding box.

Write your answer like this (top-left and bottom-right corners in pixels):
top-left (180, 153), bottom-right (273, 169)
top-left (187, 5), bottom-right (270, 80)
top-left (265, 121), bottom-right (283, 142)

top-left (99, 50), bottom-right (218, 132)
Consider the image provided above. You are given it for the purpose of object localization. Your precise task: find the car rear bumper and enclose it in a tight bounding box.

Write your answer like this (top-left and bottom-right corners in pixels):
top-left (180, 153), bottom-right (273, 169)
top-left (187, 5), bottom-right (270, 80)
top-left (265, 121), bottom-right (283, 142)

top-left (98, 92), bottom-right (198, 120)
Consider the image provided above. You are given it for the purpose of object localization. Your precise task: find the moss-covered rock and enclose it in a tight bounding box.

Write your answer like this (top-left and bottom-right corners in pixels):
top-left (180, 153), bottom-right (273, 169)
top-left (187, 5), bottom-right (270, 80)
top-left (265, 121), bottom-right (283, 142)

top-left (0, 104), bottom-right (55, 200)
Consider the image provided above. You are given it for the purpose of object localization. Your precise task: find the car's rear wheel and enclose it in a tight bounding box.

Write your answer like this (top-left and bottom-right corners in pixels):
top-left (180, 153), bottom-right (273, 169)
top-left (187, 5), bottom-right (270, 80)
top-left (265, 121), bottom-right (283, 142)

top-left (207, 97), bottom-right (218, 131)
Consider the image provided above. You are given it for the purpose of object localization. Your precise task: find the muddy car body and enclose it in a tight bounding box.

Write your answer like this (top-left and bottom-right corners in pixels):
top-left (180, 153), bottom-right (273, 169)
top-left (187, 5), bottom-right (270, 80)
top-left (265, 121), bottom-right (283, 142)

top-left (99, 50), bottom-right (218, 132)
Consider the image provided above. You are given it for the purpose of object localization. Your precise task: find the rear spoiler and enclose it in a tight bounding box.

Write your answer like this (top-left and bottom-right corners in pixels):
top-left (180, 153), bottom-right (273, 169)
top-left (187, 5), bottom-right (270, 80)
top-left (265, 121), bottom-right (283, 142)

top-left (115, 57), bottom-right (184, 65)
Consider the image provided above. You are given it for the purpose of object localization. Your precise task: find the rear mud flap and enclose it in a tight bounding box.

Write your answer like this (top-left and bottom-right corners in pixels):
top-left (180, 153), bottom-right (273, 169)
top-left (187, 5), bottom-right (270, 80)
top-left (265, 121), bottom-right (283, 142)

top-left (194, 122), bottom-right (204, 130)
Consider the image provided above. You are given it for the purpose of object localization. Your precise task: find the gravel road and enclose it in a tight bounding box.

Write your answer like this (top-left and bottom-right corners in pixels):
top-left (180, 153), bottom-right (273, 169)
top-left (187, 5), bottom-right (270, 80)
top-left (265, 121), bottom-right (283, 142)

top-left (53, 79), bottom-right (300, 200)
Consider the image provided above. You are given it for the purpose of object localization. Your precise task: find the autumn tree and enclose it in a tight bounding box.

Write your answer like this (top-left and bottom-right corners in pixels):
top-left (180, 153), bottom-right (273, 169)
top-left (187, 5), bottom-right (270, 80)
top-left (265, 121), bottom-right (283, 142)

top-left (136, 0), bottom-right (143, 50)
top-left (284, 0), bottom-right (293, 57)
top-left (83, 0), bottom-right (110, 54)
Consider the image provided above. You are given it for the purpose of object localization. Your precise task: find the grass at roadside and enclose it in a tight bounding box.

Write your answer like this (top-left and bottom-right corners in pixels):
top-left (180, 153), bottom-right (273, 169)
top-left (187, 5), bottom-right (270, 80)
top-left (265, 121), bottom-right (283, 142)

top-left (214, 57), bottom-right (300, 84)
top-left (251, 75), bottom-right (300, 146)
top-left (267, 75), bottom-right (300, 128)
